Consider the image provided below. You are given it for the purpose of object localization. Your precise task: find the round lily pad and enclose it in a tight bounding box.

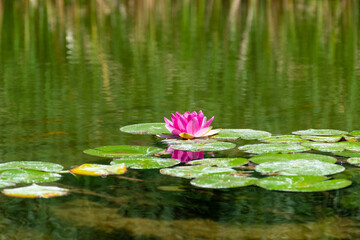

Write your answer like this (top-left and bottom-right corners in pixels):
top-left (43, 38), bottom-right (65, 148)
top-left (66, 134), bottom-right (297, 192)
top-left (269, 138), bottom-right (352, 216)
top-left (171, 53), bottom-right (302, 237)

top-left (300, 135), bottom-right (343, 143)
top-left (347, 158), bottom-right (360, 166)
top-left (120, 123), bottom-right (169, 135)
top-left (111, 157), bottom-right (180, 169)
top-left (212, 129), bottom-right (271, 141)
top-left (70, 163), bottom-right (127, 176)
top-left (301, 142), bottom-right (345, 152)
top-left (0, 161), bottom-right (63, 172)
top-left (190, 175), bottom-right (258, 189)
top-left (260, 135), bottom-right (308, 144)
top-left (186, 158), bottom-right (248, 168)
top-left (250, 153), bottom-right (337, 164)
top-left (83, 145), bottom-right (164, 158)
top-left (169, 142), bottom-right (236, 152)
top-left (292, 129), bottom-right (348, 136)
top-left (333, 151), bottom-right (360, 158)
top-left (238, 143), bottom-right (310, 154)
top-left (0, 169), bottom-right (62, 184)
top-left (256, 175), bottom-right (352, 192)
top-left (341, 142), bottom-right (360, 152)
top-left (160, 166), bottom-right (236, 179)
top-left (2, 184), bottom-right (69, 198)
top-left (349, 130), bottom-right (360, 137)
top-left (255, 160), bottom-right (345, 176)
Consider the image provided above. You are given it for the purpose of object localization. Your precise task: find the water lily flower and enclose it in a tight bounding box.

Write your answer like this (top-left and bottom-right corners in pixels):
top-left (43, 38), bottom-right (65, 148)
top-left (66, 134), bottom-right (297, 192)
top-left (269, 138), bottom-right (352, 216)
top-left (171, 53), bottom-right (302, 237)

top-left (164, 111), bottom-right (220, 139)
top-left (166, 147), bottom-right (204, 163)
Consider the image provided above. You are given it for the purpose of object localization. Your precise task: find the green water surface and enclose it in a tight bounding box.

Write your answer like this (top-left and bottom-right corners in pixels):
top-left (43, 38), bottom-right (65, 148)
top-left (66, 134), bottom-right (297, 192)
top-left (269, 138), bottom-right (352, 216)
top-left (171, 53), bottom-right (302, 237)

top-left (0, 1), bottom-right (360, 239)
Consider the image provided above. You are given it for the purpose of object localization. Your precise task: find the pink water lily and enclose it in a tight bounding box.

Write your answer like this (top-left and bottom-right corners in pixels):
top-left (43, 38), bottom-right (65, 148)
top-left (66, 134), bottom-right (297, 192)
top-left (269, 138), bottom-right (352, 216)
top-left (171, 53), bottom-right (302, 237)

top-left (164, 111), bottom-right (220, 139)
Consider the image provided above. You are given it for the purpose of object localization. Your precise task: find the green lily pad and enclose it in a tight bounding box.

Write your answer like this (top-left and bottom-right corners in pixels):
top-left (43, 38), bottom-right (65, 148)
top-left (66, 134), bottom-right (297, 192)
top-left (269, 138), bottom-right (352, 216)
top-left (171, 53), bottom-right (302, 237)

top-left (187, 158), bottom-right (248, 168)
top-left (120, 123), bottom-right (169, 135)
top-left (111, 157), bottom-right (180, 169)
top-left (160, 166), bottom-right (236, 179)
top-left (256, 175), bottom-right (351, 192)
top-left (212, 129), bottom-right (271, 141)
top-left (250, 153), bottom-right (337, 164)
top-left (341, 142), bottom-right (360, 152)
top-left (0, 180), bottom-right (16, 188)
top-left (300, 135), bottom-right (343, 143)
top-left (333, 151), bottom-right (360, 158)
top-left (190, 175), bottom-right (258, 189)
top-left (342, 135), bottom-right (358, 142)
top-left (169, 142), bottom-right (236, 152)
top-left (70, 163), bottom-right (127, 176)
top-left (292, 129), bottom-right (348, 136)
top-left (2, 184), bottom-right (69, 198)
top-left (301, 142), bottom-right (345, 152)
top-left (255, 160), bottom-right (345, 176)
top-left (83, 145), bottom-right (164, 158)
top-left (349, 130), bottom-right (360, 137)
top-left (260, 135), bottom-right (308, 144)
top-left (0, 169), bottom-right (62, 184)
top-left (0, 161), bottom-right (63, 172)
top-left (238, 143), bottom-right (310, 154)
top-left (347, 158), bottom-right (360, 166)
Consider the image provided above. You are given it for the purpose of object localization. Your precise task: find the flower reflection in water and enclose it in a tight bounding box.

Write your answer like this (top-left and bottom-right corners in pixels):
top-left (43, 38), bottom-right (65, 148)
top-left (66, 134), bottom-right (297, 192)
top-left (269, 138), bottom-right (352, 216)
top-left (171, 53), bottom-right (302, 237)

top-left (166, 147), bottom-right (204, 163)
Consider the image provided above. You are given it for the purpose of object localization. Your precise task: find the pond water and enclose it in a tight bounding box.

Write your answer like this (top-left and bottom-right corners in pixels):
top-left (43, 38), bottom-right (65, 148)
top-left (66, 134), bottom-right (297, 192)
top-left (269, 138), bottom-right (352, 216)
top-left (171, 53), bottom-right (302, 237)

top-left (1, 0), bottom-right (360, 239)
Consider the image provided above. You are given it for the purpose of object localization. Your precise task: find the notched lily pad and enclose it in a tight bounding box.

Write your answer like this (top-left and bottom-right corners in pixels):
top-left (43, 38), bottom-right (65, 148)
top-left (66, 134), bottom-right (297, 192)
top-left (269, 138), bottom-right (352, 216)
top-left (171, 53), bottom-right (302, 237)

top-left (70, 163), bottom-right (127, 176)
top-left (260, 135), bottom-right (308, 144)
top-left (256, 175), bottom-right (351, 192)
top-left (160, 166), bottom-right (236, 179)
top-left (0, 161), bottom-right (63, 172)
top-left (169, 142), bottom-right (236, 152)
top-left (187, 158), bottom-right (248, 168)
top-left (255, 160), bottom-right (345, 176)
top-left (347, 158), bottom-right (360, 166)
top-left (120, 123), bottom-right (168, 135)
top-left (292, 129), bottom-right (348, 136)
top-left (300, 135), bottom-right (343, 143)
top-left (83, 145), bottom-right (163, 158)
top-left (238, 143), bottom-right (310, 154)
top-left (2, 184), bottom-right (69, 198)
top-left (0, 169), bottom-right (62, 184)
top-left (111, 157), bottom-right (180, 169)
top-left (190, 175), bottom-right (258, 189)
top-left (212, 129), bottom-right (271, 141)
top-left (250, 153), bottom-right (337, 164)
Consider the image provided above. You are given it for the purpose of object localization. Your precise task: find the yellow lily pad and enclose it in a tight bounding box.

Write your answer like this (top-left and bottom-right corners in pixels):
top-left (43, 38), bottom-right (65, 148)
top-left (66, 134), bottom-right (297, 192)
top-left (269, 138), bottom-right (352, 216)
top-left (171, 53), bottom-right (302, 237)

top-left (70, 163), bottom-right (127, 176)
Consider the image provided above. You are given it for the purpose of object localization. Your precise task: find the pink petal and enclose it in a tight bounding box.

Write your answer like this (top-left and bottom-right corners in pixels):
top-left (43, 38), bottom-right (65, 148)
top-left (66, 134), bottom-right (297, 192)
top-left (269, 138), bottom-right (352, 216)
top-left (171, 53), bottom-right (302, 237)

top-left (164, 117), bottom-right (173, 127)
top-left (203, 116), bottom-right (214, 128)
top-left (193, 127), bottom-right (211, 137)
top-left (202, 129), bottom-right (221, 137)
top-left (186, 117), bottom-right (199, 135)
top-left (197, 110), bottom-right (204, 126)
top-left (165, 125), bottom-right (182, 136)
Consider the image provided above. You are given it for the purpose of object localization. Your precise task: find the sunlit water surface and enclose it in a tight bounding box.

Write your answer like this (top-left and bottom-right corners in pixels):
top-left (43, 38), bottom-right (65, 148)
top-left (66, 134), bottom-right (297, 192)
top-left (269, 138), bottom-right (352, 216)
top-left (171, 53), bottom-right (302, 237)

top-left (0, 1), bottom-right (360, 239)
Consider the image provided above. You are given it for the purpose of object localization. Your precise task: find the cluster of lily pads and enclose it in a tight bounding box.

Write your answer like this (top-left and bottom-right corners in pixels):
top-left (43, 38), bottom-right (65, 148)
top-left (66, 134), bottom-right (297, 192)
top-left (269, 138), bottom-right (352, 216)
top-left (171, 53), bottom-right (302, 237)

top-left (1, 123), bottom-right (360, 198)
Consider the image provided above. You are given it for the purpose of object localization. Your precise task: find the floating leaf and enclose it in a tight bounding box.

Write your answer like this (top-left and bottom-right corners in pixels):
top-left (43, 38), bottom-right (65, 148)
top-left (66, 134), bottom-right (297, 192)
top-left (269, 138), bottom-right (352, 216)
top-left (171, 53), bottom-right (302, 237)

top-left (347, 158), bottom-right (360, 166)
top-left (0, 169), bottom-right (62, 184)
top-left (349, 130), bottom-right (360, 137)
top-left (333, 151), bottom-right (360, 158)
top-left (169, 142), bottom-right (236, 152)
top-left (111, 157), bottom-right (180, 169)
top-left (187, 158), bottom-right (248, 168)
top-left (0, 161), bottom-right (63, 172)
top-left (160, 166), bottom-right (236, 179)
top-left (292, 129), bottom-right (348, 136)
top-left (2, 184), bottom-right (69, 198)
top-left (70, 163), bottom-right (127, 176)
top-left (341, 142), bottom-right (360, 152)
top-left (0, 180), bottom-right (16, 188)
top-left (260, 135), bottom-right (308, 144)
top-left (120, 123), bottom-right (168, 135)
top-left (238, 143), bottom-right (310, 154)
top-left (256, 175), bottom-right (351, 192)
top-left (212, 129), bottom-right (271, 141)
top-left (255, 160), bottom-right (345, 176)
top-left (300, 135), bottom-right (343, 143)
top-left (301, 142), bottom-right (345, 152)
top-left (83, 145), bottom-right (163, 158)
top-left (250, 153), bottom-right (337, 164)
top-left (190, 175), bottom-right (258, 189)
top-left (343, 135), bottom-right (358, 142)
